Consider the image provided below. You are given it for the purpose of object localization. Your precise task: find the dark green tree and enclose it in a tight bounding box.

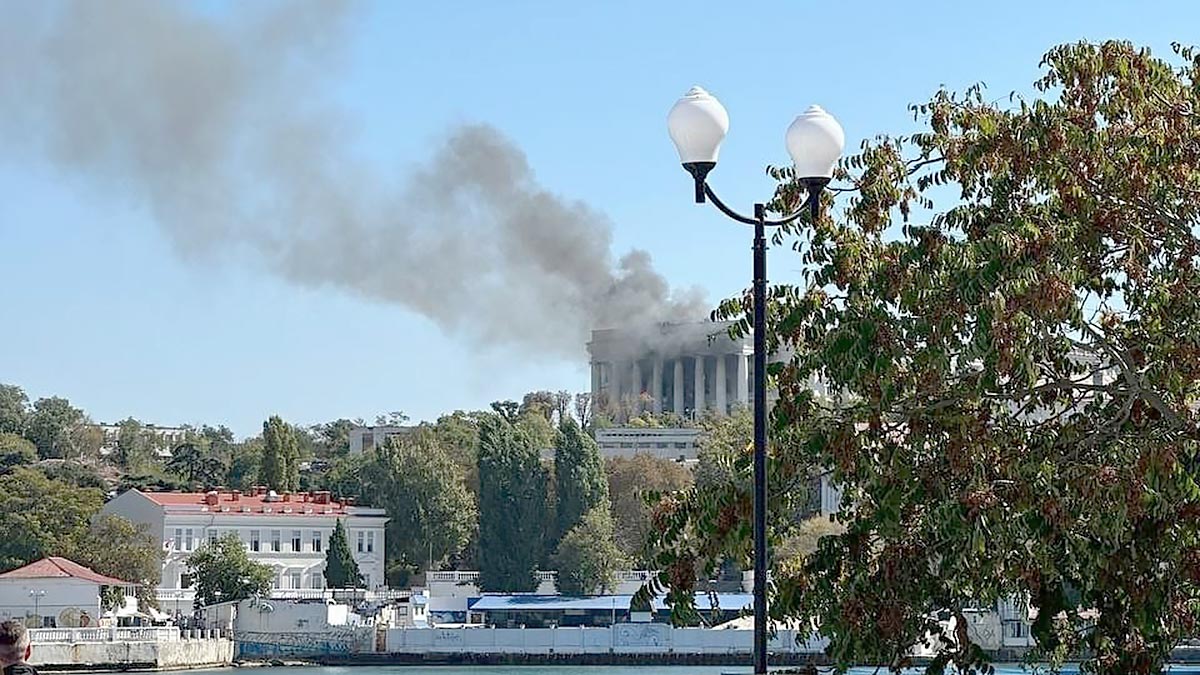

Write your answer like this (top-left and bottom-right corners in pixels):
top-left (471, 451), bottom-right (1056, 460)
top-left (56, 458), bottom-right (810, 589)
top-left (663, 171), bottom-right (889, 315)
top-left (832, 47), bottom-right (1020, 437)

top-left (477, 414), bottom-right (548, 592)
top-left (115, 418), bottom-right (153, 472)
top-left (0, 433), bottom-right (37, 473)
top-left (0, 467), bottom-right (103, 570)
top-left (606, 454), bottom-right (693, 563)
top-left (167, 441), bottom-right (227, 487)
top-left (647, 40), bottom-right (1200, 675)
top-left (311, 418), bottom-right (359, 459)
top-left (260, 416), bottom-right (299, 492)
top-left (225, 438), bottom-right (262, 490)
top-left (553, 506), bottom-right (625, 596)
top-left (324, 519), bottom-right (363, 588)
top-left (187, 533), bottom-right (272, 607)
top-left (0, 384), bottom-right (29, 436)
top-left (38, 460), bottom-right (108, 489)
top-left (359, 432), bottom-right (476, 575)
top-left (553, 418), bottom-right (608, 543)
top-left (25, 396), bottom-right (83, 459)
top-left (71, 514), bottom-right (163, 610)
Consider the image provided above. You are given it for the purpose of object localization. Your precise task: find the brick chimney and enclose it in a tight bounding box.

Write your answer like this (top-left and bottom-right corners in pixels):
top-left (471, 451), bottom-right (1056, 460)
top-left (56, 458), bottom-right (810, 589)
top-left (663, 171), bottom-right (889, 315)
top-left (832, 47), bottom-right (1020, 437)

top-left (205, 491), bottom-right (219, 507)
top-left (282, 493), bottom-right (291, 502)
top-left (232, 490), bottom-right (241, 502)
top-left (344, 497), bottom-right (356, 506)
top-left (314, 491), bottom-right (330, 505)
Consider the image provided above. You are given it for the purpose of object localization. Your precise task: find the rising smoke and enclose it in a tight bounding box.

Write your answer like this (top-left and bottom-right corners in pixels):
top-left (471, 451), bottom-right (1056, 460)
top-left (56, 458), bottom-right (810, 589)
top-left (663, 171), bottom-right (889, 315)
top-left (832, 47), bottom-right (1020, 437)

top-left (0, 1), bottom-right (706, 357)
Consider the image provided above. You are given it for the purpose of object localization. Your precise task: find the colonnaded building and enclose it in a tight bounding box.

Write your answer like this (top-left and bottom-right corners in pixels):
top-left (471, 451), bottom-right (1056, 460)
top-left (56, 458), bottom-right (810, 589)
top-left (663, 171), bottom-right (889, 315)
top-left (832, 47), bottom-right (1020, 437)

top-left (588, 322), bottom-right (755, 420)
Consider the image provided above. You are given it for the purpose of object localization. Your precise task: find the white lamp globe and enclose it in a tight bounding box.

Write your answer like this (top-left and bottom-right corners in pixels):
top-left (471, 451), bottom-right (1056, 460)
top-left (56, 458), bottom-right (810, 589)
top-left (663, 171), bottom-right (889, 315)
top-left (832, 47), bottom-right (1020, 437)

top-left (667, 86), bottom-right (729, 165)
top-left (786, 105), bottom-right (844, 179)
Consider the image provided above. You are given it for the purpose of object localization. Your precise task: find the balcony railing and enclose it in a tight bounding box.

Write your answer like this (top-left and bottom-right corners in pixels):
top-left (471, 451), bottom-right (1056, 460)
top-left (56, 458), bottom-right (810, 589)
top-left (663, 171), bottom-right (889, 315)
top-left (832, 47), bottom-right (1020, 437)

top-left (29, 627), bottom-right (182, 643)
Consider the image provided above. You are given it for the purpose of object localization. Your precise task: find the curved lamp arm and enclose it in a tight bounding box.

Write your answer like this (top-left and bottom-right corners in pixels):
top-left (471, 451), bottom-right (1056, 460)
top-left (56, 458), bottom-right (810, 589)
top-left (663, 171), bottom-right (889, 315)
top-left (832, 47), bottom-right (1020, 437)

top-left (701, 177), bottom-right (830, 226)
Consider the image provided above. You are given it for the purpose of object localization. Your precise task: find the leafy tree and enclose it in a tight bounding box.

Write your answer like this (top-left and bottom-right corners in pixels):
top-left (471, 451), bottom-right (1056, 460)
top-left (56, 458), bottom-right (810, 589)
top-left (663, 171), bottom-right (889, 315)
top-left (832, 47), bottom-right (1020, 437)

top-left (167, 441), bottom-right (227, 487)
top-left (477, 414), bottom-right (548, 592)
top-left (647, 40), bottom-right (1200, 675)
top-left (573, 393), bottom-right (593, 431)
top-left (374, 411), bottom-right (409, 426)
top-left (37, 460), bottom-right (109, 490)
top-left (119, 466), bottom-right (188, 492)
top-left (553, 506), bottom-right (624, 596)
top-left (359, 433), bottom-right (476, 575)
top-left (225, 438), bottom-right (262, 490)
top-left (520, 391), bottom-right (556, 421)
top-left (0, 433), bottom-right (36, 473)
top-left (324, 519), bottom-right (363, 588)
top-left (71, 514), bottom-right (163, 610)
top-left (186, 533), bottom-right (272, 608)
top-left (0, 384), bottom-right (29, 436)
top-left (694, 408), bottom-right (752, 491)
top-left (311, 418), bottom-right (358, 459)
top-left (553, 418), bottom-right (608, 543)
top-left (115, 418), bottom-right (154, 472)
top-left (430, 410), bottom-right (488, 494)
top-left (25, 396), bottom-right (83, 459)
top-left (606, 454), bottom-right (693, 563)
top-left (260, 416), bottom-right (299, 492)
top-left (0, 467), bottom-right (103, 570)
top-left (489, 400), bottom-right (520, 423)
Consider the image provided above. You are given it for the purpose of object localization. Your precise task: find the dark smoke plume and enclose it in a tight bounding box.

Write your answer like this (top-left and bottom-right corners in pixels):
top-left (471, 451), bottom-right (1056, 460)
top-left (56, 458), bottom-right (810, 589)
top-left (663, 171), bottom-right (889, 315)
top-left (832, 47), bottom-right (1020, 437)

top-left (0, 1), bottom-right (705, 357)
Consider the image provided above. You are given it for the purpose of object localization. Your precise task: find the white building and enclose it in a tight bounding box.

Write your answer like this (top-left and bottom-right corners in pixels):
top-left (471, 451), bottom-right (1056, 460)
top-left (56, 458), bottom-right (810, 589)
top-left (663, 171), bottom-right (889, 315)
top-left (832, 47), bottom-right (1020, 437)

top-left (101, 488), bottom-right (389, 601)
top-left (96, 422), bottom-right (190, 458)
top-left (348, 425), bottom-right (415, 453)
top-left (594, 427), bottom-right (702, 462)
top-left (0, 557), bottom-right (135, 628)
top-left (588, 322), bottom-right (753, 420)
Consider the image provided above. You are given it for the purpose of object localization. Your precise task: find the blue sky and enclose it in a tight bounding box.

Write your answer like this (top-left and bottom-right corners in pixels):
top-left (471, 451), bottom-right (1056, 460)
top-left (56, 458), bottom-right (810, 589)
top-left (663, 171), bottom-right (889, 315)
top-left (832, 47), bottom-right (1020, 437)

top-left (0, 0), bottom-right (1191, 437)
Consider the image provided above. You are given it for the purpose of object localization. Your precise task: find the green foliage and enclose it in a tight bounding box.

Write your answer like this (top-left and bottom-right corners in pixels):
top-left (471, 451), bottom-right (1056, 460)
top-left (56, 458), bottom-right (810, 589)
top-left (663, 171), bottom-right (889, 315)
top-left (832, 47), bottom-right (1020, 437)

top-left (260, 415), bottom-right (299, 492)
top-left (0, 467), bottom-right (103, 570)
top-left (186, 533), bottom-right (272, 607)
top-left (119, 465), bottom-right (189, 492)
top-left (114, 418), bottom-right (155, 472)
top-left (694, 408), bottom-right (753, 491)
top-left (324, 519), bottom-right (363, 588)
top-left (0, 432), bottom-right (37, 472)
top-left (606, 454), bottom-right (693, 564)
top-left (359, 432), bottom-right (476, 573)
top-left (37, 460), bottom-right (108, 489)
top-left (25, 396), bottom-right (84, 459)
top-left (553, 506), bottom-right (624, 596)
top-left (0, 384), bottom-right (29, 435)
top-left (71, 514), bottom-right (163, 610)
top-left (310, 418), bottom-right (358, 459)
top-left (225, 438), bottom-right (262, 490)
top-left (477, 414), bottom-right (548, 592)
top-left (553, 418), bottom-right (609, 543)
top-left (648, 40), bottom-right (1200, 675)
top-left (166, 441), bottom-right (227, 487)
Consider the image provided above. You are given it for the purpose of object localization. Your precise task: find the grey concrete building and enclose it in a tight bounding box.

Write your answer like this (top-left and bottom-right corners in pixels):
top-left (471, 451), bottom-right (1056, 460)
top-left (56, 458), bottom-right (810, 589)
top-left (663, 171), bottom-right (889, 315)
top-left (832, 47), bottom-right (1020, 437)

top-left (587, 322), bottom-right (753, 420)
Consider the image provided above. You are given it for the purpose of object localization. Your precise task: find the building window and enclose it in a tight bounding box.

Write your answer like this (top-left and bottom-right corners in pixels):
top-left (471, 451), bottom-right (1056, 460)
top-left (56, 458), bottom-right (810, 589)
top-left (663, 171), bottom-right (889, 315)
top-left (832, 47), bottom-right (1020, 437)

top-left (174, 528), bottom-right (183, 550)
top-left (310, 574), bottom-right (323, 589)
top-left (312, 531), bottom-right (322, 552)
top-left (366, 531), bottom-right (375, 553)
top-left (291, 530), bottom-right (302, 552)
top-left (180, 573), bottom-right (194, 589)
top-left (271, 530), bottom-right (281, 552)
top-left (184, 528), bottom-right (194, 551)
top-left (250, 530), bottom-right (261, 552)
top-left (362, 435), bottom-right (374, 452)
top-left (356, 531), bottom-right (364, 553)
top-left (208, 529), bottom-right (218, 547)
top-left (290, 570), bottom-right (301, 589)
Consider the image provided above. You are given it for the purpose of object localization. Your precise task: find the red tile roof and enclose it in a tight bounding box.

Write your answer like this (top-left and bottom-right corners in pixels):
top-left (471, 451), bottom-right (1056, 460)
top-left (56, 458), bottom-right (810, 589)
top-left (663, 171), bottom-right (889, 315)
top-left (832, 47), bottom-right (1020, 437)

top-left (0, 557), bottom-right (134, 586)
top-left (133, 489), bottom-right (377, 517)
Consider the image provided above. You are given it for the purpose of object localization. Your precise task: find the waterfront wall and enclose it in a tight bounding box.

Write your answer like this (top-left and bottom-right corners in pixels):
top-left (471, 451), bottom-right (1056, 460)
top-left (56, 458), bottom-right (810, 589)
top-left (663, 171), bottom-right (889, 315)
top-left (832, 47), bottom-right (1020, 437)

top-left (26, 628), bottom-right (233, 670)
top-left (385, 625), bottom-right (828, 655)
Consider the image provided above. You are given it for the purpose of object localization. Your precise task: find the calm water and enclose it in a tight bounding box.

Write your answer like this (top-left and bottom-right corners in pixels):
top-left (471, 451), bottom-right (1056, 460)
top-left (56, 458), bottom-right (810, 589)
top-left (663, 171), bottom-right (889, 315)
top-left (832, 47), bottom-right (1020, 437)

top-left (80, 666), bottom-right (1200, 675)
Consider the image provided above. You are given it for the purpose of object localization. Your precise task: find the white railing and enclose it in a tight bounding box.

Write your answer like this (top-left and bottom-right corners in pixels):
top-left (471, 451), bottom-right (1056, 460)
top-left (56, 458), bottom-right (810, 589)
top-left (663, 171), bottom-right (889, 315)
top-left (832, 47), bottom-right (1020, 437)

top-left (427, 571), bottom-right (480, 583)
top-left (425, 570), bottom-right (656, 586)
top-left (29, 627), bottom-right (182, 643)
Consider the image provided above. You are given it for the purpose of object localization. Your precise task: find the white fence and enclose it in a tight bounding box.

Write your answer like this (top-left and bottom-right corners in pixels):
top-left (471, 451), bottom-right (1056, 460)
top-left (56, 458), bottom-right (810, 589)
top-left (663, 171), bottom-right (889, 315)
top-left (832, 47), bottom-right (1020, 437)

top-left (386, 625), bottom-right (828, 655)
top-left (29, 627), bottom-right (182, 643)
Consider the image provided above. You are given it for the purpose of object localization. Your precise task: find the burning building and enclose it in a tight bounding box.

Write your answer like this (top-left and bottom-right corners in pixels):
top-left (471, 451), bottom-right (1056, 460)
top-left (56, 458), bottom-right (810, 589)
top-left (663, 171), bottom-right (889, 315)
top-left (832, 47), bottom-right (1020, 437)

top-left (587, 322), bottom-right (754, 419)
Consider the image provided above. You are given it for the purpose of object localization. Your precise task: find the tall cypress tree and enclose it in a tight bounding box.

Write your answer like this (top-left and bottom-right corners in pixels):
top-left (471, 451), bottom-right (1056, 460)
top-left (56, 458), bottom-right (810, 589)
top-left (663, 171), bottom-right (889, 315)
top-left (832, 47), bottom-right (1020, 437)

top-left (553, 418), bottom-right (608, 543)
top-left (477, 414), bottom-right (548, 592)
top-left (260, 416), bottom-right (299, 492)
top-left (324, 519), bottom-right (362, 588)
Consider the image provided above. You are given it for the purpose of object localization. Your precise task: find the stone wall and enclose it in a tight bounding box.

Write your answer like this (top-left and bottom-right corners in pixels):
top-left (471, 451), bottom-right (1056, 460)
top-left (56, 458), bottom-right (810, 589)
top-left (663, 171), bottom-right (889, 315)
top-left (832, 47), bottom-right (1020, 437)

top-left (29, 637), bottom-right (233, 670)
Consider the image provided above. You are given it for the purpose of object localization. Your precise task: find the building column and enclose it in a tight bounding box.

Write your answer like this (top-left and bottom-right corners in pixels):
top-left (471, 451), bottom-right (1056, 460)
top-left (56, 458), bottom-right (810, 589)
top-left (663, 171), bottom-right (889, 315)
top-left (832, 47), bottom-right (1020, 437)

top-left (736, 354), bottom-right (750, 407)
top-left (591, 362), bottom-right (601, 402)
top-left (673, 359), bottom-right (685, 416)
top-left (693, 355), bottom-right (706, 416)
top-left (715, 355), bottom-right (728, 415)
top-left (631, 361), bottom-right (643, 415)
top-left (651, 358), bottom-right (664, 414)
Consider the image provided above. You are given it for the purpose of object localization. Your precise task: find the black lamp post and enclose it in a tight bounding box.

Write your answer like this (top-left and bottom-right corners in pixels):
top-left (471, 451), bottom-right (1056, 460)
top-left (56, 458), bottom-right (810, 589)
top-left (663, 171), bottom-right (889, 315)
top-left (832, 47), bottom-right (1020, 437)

top-left (668, 87), bottom-right (844, 675)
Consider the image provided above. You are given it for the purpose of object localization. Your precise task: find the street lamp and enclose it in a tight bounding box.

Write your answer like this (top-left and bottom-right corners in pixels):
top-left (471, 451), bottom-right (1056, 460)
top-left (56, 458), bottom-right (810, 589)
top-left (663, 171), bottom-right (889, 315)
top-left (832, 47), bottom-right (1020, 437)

top-left (29, 589), bottom-right (46, 627)
top-left (667, 86), bottom-right (844, 675)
